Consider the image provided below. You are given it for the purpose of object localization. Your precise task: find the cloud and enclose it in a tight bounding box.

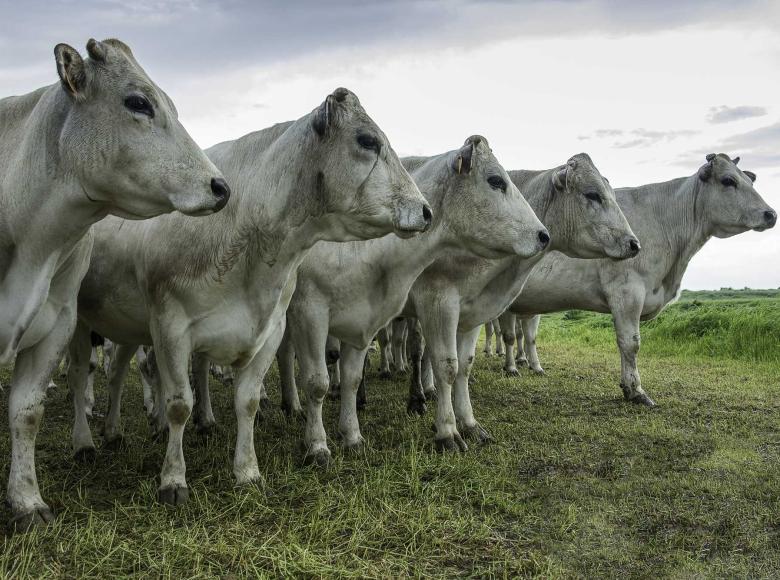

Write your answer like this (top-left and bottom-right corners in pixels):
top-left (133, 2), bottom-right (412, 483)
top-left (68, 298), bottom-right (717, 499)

top-left (706, 105), bottom-right (768, 124)
top-left (718, 121), bottom-right (780, 168)
top-left (579, 128), bottom-right (698, 148)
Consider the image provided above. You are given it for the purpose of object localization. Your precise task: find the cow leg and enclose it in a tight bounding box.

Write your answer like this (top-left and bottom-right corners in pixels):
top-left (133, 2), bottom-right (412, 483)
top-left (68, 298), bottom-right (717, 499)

top-left (356, 354), bottom-right (370, 410)
top-left (407, 318), bottom-right (426, 415)
top-left (482, 320), bottom-right (493, 357)
top-left (191, 353), bottom-right (216, 433)
top-left (151, 318), bottom-right (194, 506)
top-left (234, 317), bottom-right (285, 484)
top-left (493, 318), bottom-right (504, 356)
top-left (328, 358), bottom-right (341, 398)
top-left (338, 344), bottom-right (372, 449)
top-left (377, 326), bottom-right (393, 379)
top-left (102, 344), bottom-right (137, 447)
top-left (421, 346), bottom-right (436, 400)
top-left (135, 347), bottom-right (155, 417)
top-left (515, 317), bottom-right (528, 368)
top-left (454, 327), bottom-right (493, 443)
top-left (8, 303), bottom-right (76, 531)
top-left (523, 316), bottom-right (544, 374)
top-left (611, 297), bottom-right (654, 406)
top-left (391, 318), bottom-right (408, 373)
top-left (498, 311), bottom-right (519, 376)
top-left (83, 346), bottom-right (98, 417)
top-left (68, 321), bottom-right (96, 460)
top-left (277, 324), bottom-right (303, 417)
top-left (417, 305), bottom-right (465, 452)
top-left (325, 335), bottom-right (341, 399)
top-left (291, 318), bottom-right (331, 466)
top-left (102, 339), bottom-right (114, 377)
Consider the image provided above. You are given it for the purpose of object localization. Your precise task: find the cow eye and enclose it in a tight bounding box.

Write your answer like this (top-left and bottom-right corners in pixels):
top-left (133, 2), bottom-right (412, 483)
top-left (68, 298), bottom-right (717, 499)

top-left (585, 191), bottom-right (602, 204)
top-left (721, 176), bottom-right (737, 188)
top-left (124, 94), bottom-right (155, 118)
top-left (487, 176), bottom-right (506, 192)
top-left (357, 134), bottom-right (379, 151)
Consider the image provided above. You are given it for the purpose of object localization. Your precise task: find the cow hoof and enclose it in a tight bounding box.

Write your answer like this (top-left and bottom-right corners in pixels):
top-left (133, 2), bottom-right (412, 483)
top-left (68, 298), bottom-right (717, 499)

top-left (304, 448), bottom-right (331, 468)
top-left (158, 485), bottom-right (190, 506)
top-left (195, 420), bottom-right (217, 436)
top-left (461, 423), bottom-right (494, 444)
top-left (102, 434), bottom-right (126, 450)
top-left (530, 367), bottom-right (545, 375)
top-left (629, 392), bottom-right (656, 407)
top-left (73, 446), bottom-right (97, 462)
top-left (281, 405), bottom-right (305, 422)
top-left (482, 350), bottom-right (492, 358)
top-left (516, 358), bottom-right (529, 367)
top-left (8, 506), bottom-right (54, 533)
top-left (504, 367), bottom-right (520, 377)
top-left (434, 433), bottom-right (468, 453)
top-left (343, 437), bottom-right (366, 452)
top-left (423, 388), bottom-right (437, 402)
top-left (378, 370), bottom-right (392, 380)
top-left (406, 396), bottom-right (427, 416)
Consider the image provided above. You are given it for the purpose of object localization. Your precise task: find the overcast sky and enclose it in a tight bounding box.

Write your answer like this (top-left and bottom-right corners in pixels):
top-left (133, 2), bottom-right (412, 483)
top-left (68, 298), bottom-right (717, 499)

top-left (2, 0), bottom-right (779, 289)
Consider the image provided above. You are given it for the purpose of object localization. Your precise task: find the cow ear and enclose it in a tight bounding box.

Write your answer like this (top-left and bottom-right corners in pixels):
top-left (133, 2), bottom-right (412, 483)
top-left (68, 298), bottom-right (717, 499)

top-left (312, 96), bottom-right (331, 137)
top-left (744, 170), bottom-right (756, 183)
top-left (552, 165), bottom-right (568, 190)
top-left (451, 141), bottom-right (475, 175)
top-left (698, 161), bottom-right (713, 182)
top-left (54, 43), bottom-right (88, 99)
top-left (732, 156), bottom-right (740, 166)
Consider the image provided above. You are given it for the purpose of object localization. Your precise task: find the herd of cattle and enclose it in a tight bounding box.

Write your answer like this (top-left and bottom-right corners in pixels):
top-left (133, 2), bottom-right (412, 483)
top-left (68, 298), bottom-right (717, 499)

top-left (0, 38), bottom-right (776, 532)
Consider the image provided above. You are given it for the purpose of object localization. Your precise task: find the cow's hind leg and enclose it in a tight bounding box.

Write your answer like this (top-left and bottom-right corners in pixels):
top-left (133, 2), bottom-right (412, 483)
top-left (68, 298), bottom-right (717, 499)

top-left (102, 343), bottom-right (137, 448)
top-left (338, 344), bottom-right (372, 450)
top-left (191, 353), bottom-right (217, 433)
top-left (611, 296), bottom-right (655, 406)
top-left (454, 327), bottom-right (494, 443)
top-left (522, 315), bottom-right (544, 374)
top-left (69, 321), bottom-right (96, 460)
top-left (498, 311), bottom-right (519, 376)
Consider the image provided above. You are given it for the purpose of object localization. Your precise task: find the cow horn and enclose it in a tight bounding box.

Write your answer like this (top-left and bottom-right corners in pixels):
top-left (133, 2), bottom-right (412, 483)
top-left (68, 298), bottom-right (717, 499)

top-left (452, 139), bottom-right (476, 175)
top-left (86, 39), bottom-right (107, 62)
top-left (706, 153), bottom-right (716, 162)
top-left (552, 165), bottom-right (568, 190)
top-left (732, 156), bottom-right (740, 165)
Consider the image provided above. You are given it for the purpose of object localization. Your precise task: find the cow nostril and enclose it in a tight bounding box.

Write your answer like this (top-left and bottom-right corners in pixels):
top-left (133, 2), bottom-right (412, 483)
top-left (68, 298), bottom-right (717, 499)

top-left (422, 205), bottom-right (433, 224)
top-left (629, 238), bottom-right (641, 254)
top-left (764, 210), bottom-right (777, 226)
top-left (211, 177), bottom-right (231, 200)
top-left (538, 230), bottom-right (550, 247)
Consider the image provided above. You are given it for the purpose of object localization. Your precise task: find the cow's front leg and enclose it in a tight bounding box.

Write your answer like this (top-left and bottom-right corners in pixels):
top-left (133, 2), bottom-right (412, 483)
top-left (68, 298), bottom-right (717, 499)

top-left (8, 303), bottom-right (76, 531)
top-left (102, 343), bottom-right (138, 447)
top-left (514, 317), bottom-right (529, 368)
top-left (377, 326), bottom-right (393, 379)
top-left (454, 327), bottom-right (493, 443)
top-left (418, 306), bottom-right (464, 452)
top-left (151, 318), bottom-right (194, 506)
top-left (234, 318), bottom-right (285, 484)
top-left (135, 347), bottom-right (155, 417)
top-left (277, 324), bottom-right (303, 417)
top-left (493, 318), bottom-right (504, 356)
top-left (191, 353), bottom-right (216, 433)
top-left (68, 321), bottom-right (96, 460)
top-left (522, 315), bottom-right (544, 374)
top-left (482, 320), bottom-right (494, 357)
top-left (498, 311), bottom-right (519, 376)
top-left (611, 297), bottom-right (654, 406)
top-left (391, 318), bottom-right (408, 373)
top-left (84, 346), bottom-right (98, 417)
top-left (406, 319), bottom-right (427, 415)
top-left (338, 344), bottom-right (372, 450)
top-left (421, 346), bottom-right (436, 400)
top-left (289, 317), bottom-right (331, 466)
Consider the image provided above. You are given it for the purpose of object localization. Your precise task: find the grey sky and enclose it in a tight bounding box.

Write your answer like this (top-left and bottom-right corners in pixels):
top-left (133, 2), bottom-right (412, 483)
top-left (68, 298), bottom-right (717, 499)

top-left (2, 0), bottom-right (779, 289)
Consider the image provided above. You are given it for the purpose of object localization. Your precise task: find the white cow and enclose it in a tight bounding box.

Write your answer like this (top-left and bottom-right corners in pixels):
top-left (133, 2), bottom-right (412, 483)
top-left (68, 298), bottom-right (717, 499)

top-left (276, 136), bottom-right (549, 463)
top-left (390, 154), bottom-right (639, 451)
top-left (68, 88), bottom-right (430, 503)
top-left (1, 38), bottom-right (228, 531)
top-left (500, 154), bottom-right (777, 404)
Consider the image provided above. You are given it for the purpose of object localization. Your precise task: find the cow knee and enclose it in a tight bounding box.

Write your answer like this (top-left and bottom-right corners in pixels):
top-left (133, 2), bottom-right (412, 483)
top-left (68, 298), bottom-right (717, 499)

top-left (166, 397), bottom-right (192, 426)
top-left (306, 374), bottom-right (330, 402)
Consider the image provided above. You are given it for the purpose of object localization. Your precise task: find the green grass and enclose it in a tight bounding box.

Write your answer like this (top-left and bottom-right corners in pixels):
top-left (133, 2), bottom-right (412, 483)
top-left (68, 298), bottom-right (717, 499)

top-left (0, 292), bottom-right (779, 577)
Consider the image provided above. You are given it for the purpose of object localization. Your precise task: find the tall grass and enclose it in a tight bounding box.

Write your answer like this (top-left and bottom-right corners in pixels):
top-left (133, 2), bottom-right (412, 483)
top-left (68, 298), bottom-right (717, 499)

top-left (539, 296), bottom-right (780, 364)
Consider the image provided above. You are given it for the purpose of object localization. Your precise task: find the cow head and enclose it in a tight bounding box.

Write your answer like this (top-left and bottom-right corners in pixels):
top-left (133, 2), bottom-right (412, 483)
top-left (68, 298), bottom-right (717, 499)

top-left (697, 154), bottom-right (776, 238)
top-left (55, 39), bottom-right (229, 219)
top-left (308, 88), bottom-right (430, 240)
top-left (547, 153), bottom-right (639, 259)
top-left (435, 136), bottom-right (549, 259)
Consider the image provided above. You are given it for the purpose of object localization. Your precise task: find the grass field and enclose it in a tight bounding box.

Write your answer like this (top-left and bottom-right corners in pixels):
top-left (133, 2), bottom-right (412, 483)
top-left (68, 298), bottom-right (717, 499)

top-left (0, 290), bottom-right (778, 578)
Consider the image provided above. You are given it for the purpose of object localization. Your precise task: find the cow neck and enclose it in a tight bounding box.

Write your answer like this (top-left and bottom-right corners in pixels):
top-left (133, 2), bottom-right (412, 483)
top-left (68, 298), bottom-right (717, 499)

top-left (647, 174), bottom-right (711, 287)
top-left (5, 88), bottom-right (109, 267)
top-left (205, 119), bottom-right (331, 282)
